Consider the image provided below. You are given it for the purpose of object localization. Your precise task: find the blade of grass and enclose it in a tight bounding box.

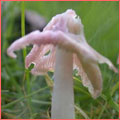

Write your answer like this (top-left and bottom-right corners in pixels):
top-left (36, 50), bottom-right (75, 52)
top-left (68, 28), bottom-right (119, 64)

top-left (21, 1), bottom-right (26, 59)
top-left (101, 93), bottom-right (119, 112)
top-left (73, 76), bottom-right (82, 83)
top-left (15, 107), bottom-right (28, 119)
top-left (98, 101), bottom-right (107, 119)
top-left (74, 86), bottom-right (90, 96)
top-left (21, 1), bottom-right (33, 118)
top-left (108, 98), bottom-right (119, 112)
top-left (45, 74), bottom-right (53, 90)
top-left (2, 86), bottom-right (48, 109)
top-left (31, 99), bottom-right (51, 105)
top-left (111, 81), bottom-right (119, 96)
top-left (75, 105), bottom-right (89, 119)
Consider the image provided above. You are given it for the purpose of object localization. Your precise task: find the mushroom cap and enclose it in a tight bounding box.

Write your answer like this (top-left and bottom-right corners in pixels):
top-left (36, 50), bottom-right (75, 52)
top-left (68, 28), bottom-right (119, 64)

top-left (7, 9), bottom-right (118, 98)
top-left (25, 9), bottom-right (83, 75)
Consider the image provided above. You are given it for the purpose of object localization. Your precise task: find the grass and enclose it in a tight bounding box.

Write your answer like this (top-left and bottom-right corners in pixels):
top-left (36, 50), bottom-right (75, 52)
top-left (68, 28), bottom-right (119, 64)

top-left (1, 1), bottom-right (119, 119)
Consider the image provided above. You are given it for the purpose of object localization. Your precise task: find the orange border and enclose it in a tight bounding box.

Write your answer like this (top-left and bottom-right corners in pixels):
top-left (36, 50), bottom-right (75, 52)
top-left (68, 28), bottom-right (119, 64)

top-left (0, 0), bottom-right (119, 120)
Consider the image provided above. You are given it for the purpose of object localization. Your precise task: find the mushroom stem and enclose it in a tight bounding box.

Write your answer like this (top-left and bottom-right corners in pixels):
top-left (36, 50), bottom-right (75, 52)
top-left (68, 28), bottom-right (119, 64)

top-left (51, 47), bottom-right (75, 119)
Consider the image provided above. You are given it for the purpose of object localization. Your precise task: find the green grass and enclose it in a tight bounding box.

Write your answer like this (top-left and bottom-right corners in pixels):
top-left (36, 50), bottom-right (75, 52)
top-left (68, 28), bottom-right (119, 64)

top-left (1, 1), bottom-right (119, 119)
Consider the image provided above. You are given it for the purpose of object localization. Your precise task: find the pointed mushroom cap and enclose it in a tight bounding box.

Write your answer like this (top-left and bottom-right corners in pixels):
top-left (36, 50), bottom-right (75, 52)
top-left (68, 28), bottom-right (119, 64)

top-left (7, 9), bottom-right (118, 98)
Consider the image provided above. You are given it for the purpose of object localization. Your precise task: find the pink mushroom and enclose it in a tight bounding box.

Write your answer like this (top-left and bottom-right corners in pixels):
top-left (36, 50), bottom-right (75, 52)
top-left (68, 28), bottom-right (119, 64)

top-left (7, 9), bottom-right (118, 119)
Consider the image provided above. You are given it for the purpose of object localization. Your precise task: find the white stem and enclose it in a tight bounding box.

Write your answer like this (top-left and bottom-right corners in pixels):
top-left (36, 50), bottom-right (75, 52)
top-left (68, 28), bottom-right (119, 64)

top-left (51, 47), bottom-right (75, 119)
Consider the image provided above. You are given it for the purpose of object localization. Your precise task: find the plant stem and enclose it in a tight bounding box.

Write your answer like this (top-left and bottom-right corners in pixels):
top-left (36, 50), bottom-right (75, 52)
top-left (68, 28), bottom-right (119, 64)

top-left (51, 48), bottom-right (75, 119)
top-left (21, 2), bottom-right (32, 118)
top-left (21, 1), bottom-right (26, 59)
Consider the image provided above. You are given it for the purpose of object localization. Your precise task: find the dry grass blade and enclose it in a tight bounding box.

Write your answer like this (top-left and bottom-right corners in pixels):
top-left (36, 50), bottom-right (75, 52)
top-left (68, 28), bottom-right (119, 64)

top-left (75, 105), bottom-right (89, 119)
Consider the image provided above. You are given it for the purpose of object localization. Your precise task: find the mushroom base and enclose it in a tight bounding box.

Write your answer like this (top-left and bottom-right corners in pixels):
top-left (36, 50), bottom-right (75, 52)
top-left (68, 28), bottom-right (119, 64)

top-left (51, 47), bottom-right (75, 119)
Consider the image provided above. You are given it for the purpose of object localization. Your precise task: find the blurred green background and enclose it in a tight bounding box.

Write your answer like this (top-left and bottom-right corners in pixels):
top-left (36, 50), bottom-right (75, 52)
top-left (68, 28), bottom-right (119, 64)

top-left (1, 1), bottom-right (119, 119)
